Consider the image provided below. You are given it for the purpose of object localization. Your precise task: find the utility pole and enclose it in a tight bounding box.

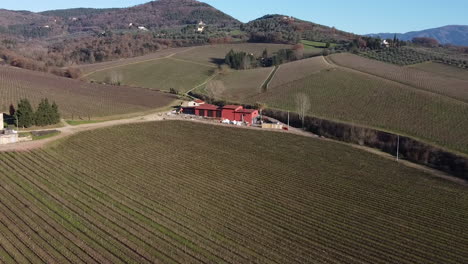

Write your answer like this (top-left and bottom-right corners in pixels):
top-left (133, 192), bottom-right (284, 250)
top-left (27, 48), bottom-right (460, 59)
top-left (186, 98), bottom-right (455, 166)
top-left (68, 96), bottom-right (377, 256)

top-left (287, 111), bottom-right (290, 127)
top-left (396, 135), bottom-right (400, 162)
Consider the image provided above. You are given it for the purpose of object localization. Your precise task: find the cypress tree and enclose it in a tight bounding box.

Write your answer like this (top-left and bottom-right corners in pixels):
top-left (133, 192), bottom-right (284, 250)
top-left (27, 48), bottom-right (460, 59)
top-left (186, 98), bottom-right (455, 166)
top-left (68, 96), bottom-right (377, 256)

top-left (16, 99), bottom-right (34, 128)
top-left (51, 102), bottom-right (60, 124)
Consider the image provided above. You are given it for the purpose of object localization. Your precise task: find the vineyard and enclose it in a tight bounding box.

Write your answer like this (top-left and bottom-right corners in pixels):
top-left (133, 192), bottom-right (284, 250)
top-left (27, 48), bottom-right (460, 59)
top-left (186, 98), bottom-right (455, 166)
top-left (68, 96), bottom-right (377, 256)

top-left (208, 67), bottom-right (468, 154)
top-left (410, 62), bottom-right (468, 81)
top-left (201, 67), bottom-right (273, 101)
top-left (268, 56), bottom-right (332, 88)
top-left (86, 58), bottom-right (215, 93)
top-left (329, 53), bottom-right (468, 102)
top-left (0, 66), bottom-right (176, 119)
top-left (173, 43), bottom-right (291, 66)
top-left (0, 121), bottom-right (466, 263)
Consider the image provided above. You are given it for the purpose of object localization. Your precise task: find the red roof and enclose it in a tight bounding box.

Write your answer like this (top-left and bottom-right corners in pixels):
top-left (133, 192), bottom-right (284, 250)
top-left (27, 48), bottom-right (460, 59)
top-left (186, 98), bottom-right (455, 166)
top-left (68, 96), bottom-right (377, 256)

top-left (194, 99), bottom-right (205, 104)
top-left (194, 104), bottom-right (220, 110)
top-left (222, 105), bottom-right (243, 110)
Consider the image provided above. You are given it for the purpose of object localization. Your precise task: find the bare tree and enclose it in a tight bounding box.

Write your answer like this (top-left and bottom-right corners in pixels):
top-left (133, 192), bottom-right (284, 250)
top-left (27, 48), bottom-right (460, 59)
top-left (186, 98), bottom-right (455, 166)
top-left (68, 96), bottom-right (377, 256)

top-left (206, 80), bottom-right (226, 99)
top-left (295, 93), bottom-right (310, 129)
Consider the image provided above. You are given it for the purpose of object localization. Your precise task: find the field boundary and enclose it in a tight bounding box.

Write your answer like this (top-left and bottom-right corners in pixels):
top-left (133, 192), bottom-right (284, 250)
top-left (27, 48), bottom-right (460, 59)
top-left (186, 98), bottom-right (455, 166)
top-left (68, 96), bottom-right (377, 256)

top-left (260, 66), bottom-right (279, 93)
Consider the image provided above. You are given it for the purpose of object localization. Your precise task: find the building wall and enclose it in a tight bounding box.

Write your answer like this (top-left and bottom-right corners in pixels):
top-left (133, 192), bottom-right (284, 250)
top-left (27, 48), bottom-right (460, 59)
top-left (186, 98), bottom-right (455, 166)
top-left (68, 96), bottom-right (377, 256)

top-left (0, 113), bottom-right (3, 130)
top-left (0, 134), bottom-right (18, 145)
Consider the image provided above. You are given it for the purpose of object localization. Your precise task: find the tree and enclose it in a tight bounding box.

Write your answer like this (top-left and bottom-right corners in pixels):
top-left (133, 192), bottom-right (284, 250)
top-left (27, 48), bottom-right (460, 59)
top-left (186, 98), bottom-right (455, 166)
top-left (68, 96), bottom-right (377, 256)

top-left (262, 48), bottom-right (268, 58)
top-left (16, 98), bottom-right (34, 128)
top-left (9, 104), bottom-right (16, 116)
top-left (51, 101), bottom-right (61, 124)
top-left (35, 98), bottom-right (53, 126)
top-left (295, 93), bottom-right (310, 129)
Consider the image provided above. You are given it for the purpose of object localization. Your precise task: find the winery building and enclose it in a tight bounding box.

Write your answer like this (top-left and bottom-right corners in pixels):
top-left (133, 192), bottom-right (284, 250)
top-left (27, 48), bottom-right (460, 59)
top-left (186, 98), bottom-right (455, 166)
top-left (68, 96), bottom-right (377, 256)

top-left (182, 104), bottom-right (259, 125)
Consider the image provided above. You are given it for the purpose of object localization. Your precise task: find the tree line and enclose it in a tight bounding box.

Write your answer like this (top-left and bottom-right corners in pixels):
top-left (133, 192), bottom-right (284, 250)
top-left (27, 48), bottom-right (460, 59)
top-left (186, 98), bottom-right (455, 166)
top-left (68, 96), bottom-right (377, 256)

top-left (9, 98), bottom-right (61, 128)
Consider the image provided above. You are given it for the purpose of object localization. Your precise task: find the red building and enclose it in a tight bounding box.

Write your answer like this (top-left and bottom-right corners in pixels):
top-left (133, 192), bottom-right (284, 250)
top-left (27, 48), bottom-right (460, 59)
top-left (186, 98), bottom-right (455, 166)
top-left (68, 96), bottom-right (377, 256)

top-left (182, 104), bottom-right (259, 125)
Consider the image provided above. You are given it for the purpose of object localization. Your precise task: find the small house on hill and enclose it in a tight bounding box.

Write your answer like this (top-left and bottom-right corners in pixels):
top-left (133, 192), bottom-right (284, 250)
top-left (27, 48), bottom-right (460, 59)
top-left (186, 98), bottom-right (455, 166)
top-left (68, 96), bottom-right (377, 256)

top-left (197, 21), bottom-right (206, 32)
top-left (182, 104), bottom-right (259, 125)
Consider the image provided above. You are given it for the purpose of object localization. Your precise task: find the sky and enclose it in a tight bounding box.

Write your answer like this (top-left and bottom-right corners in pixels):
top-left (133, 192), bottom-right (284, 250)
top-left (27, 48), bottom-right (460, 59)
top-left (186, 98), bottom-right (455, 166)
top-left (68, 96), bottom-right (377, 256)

top-left (1, 0), bottom-right (467, 34)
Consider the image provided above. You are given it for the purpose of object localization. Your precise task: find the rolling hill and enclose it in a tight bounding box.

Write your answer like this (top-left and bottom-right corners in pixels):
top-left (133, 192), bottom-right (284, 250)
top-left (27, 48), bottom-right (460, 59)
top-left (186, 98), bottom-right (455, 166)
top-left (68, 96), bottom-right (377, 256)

top-left (367, 25), bottom-right (468, 46)
top-left (243, 14), bottom-right (355, 43)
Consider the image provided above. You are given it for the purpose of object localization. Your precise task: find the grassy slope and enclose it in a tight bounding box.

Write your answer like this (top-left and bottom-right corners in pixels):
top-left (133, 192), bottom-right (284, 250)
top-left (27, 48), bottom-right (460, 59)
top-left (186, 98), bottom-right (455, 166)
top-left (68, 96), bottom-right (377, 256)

top-left (410, 62), bottom-right (468, 81)
top-left (0, 66), bottom-right (176, 119)
top-left (0, 121), bottom-right (466, 263)
top-left (269, 56), bottom-right (332, 88)
top-left (87, 58), bottom-right (215, 93)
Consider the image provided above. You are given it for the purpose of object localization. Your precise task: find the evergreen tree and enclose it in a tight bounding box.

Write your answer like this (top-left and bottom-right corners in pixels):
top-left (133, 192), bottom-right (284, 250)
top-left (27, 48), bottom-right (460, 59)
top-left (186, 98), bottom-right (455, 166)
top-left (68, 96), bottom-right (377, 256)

top-left (35, 98), bottom-right (52, 126)
top-left (9, 104), bottom-right (15, 116)
top-left (51, 101), bottom-right (61, 124)
top-left (16, 99), bottom-right (34, 128)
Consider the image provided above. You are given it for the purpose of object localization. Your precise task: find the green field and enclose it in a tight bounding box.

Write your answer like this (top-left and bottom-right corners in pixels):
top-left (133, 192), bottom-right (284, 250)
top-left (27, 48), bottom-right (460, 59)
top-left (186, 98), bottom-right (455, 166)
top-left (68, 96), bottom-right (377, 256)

top-left (0, 121), bottom-right (466, 263)
top-left (0, 66), bottom-right (176, 119)
top-left (410, 62), bottom-right (468, 81)
top-left (87, 58), bottom-right (215, 93)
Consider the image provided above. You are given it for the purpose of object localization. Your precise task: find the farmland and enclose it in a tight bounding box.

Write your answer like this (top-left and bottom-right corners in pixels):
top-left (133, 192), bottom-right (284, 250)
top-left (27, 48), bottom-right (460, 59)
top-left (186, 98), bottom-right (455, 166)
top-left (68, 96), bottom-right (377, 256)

top-left (0, 121), bottom-right (467, 263)
top-left (329, 53), bottom-right (468, 102)
top-left (201, 67), bottom-right (273, 101)
top-left (86, 58), bottom-right (215, 93)
top-left (410, 62), bottom-right (468, 81)
top-left (0, 66), bottom-right (177, 119)
top-left (84, 43), bottom-right (291, 93)
top-left (173, 43), bottom-right (292, 66)
top-left (199, 60), bottom-right (468, 154)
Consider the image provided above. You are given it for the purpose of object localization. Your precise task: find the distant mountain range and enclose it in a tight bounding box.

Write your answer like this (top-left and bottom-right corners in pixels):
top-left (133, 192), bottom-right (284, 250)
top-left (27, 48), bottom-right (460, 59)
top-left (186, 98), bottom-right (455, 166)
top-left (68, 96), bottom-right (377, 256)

top-left (367, 25), bottom-right (468, 46)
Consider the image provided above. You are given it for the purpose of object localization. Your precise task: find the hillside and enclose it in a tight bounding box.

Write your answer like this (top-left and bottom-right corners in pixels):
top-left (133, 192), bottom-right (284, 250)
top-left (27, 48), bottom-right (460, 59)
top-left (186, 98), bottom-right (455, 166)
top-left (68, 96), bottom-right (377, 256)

top-left (0, 121), bottom-right (466, 263)
top-left (62, 0), bottom-right (240, 33)
top-left (0, 65), bottom-right (176, 119)
top-left (367, 25), bottom-right (468, 46)
top-left (197, 55), bottom-right (468, 154)
top-left (242, 14), bottom-right (355, 44)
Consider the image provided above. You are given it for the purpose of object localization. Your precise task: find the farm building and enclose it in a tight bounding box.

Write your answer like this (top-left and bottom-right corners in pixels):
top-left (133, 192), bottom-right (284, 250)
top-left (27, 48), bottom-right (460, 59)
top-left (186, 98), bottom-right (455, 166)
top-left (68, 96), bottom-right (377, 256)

top-left (0, 113), bottom-right (18, 145)
top-left (182, 104), bottom-right (259, 125)
top-left (197, 21), bottom-right (206, 32)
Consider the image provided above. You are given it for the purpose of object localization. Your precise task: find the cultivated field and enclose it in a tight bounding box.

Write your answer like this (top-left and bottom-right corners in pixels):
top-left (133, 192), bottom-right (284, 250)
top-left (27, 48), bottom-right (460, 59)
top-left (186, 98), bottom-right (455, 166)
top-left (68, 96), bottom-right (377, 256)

top-left (173, 43), bottom-right (292, 66)
top-left (329, 53), bottom-right (468, 102)
top-left (0, 66), bottom-right (176, 119)
top-left (78, 47), bottom-right (192, 75)
top-left (86, 58), bottom-right (215, 93)
top-left (0, 121), bottom-right (466, 263)
top-left (201, 67), bottom-right (273, 101)
top-left (269, 56), bottom-right (332, 88)
top-left (410, 62), bottom-right (468, 81)
top-left (209, 67), bottom-right (468, 154)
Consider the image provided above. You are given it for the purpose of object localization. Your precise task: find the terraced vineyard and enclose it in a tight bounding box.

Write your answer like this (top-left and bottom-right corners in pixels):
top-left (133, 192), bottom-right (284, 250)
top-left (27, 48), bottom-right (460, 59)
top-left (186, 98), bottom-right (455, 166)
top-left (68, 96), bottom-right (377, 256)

top-left (0, 66), bottom-right (176, 119)
top-left (329, 53), bottom-right (468, 102)
top-left (0, 121), bottom-right (467, 263)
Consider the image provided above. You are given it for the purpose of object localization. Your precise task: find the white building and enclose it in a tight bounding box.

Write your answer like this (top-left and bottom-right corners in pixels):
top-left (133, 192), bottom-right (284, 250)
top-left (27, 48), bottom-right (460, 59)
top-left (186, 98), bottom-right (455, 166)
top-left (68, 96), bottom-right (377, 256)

top-left (382, 40), bottom-right (390, 48)
top-left (197, 21), bottom-right (206, 32)
top-left (0, 113), bottom-right (18, 145)
top-left (138, 26), bottom-right (149, 31)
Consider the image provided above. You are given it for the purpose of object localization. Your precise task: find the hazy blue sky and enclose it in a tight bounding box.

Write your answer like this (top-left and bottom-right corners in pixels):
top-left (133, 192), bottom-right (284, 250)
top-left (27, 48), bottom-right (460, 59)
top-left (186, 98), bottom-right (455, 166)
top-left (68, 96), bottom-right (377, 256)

top-left (1, 0), bottom-right (467, 34)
